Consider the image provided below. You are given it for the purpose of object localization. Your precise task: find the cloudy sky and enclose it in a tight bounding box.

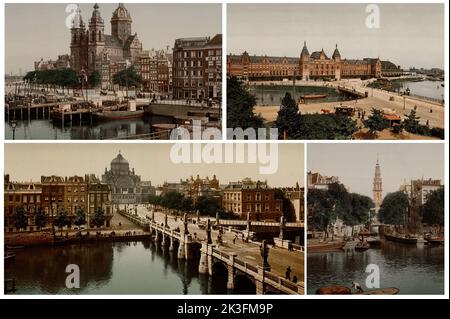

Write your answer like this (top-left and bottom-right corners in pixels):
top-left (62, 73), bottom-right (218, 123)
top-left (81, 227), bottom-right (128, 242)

top-left (307, 143), bottom-right (444, 198)
top-left (5, 143), bottom-right (304, 188)
top-left (228, 3), bottom-right (445, 69)
top-left (5, 3), bottom-right (221, 75)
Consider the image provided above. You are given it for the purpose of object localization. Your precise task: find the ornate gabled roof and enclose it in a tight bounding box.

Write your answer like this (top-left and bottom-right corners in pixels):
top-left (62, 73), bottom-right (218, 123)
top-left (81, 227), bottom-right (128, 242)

top-left (310, 49), bottom-right (329, 60)
top-left (90, 3), bottom-right (104, 25)
top-left (111, 3), bottom-right (132, 21)
top-left (104, 35), bottom-right (123, 48)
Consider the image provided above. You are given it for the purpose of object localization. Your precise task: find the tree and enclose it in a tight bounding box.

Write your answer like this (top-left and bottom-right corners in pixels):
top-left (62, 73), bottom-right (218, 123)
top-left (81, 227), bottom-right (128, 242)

top-left (275, 93), bottom-right (302, 139)
top-left (295, 113), bottom-right (357, 139)
top-left (54, 208), bottom-right (69, 233)
top-left (161, 191), bottom-right (185, 211)
top-left (363, 108), bottom-right (389, 136)
top-left (307, 188), bottom-right (336, 239)
top-left (112, 67), bottom-right (142, 93)
top-left (403, 109), bottom-right (421, 134)
top-left (13, 206), bottom-right (28, 230)
top-left (227, 76), bottom-right (264, 130)
top-left (180, 197), bottom-right (194, 213)
top-left (422, 187), bottom-right (444, 230)
top-left (88, 70), bottom-right (102, 88)
top-left (274, 188), bottom-right (297, 222)
top-left (91, 207), bottom-right (106, 228)
top-left (34, 207), bottom-right (47, 229)
top-left (343, 193), bottom-right (374, 235)
top-left (73, 207), bottom-right (86, 227)
top-left (378, 191), bottom-right (410, 225)
top-left (194, 196), bottom-right (224, 217)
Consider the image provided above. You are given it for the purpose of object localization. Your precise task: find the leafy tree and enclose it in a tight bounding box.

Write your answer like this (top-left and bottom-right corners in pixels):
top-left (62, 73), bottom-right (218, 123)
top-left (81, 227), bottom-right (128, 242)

top-left (227, 76), bottom-right (264, 130)
top-left (363, 108), bottom-right (389, 136)
top-left (88, 70), bottom-right (102, 88)
top-left (73, 207), bottom-right (86, 227)
top-left (274, 188), bottom-right (297, 222)
top-left (180, 197), bottom-right (194, 213)
top-left (422, 187), bottom-right (444, 228)
top-left (275, 93), bottom-right (302, 139)
top-left (294, 113), bottom-right (357, 139)
top-left (13, 206), bottom-right (28, 230)
top-left (161, 191), bottom-right (185, 211)
top-left (34, 207), bottom-right (47, 229)
top-left (403, 110), bottom-right (421, 134)
top-left (343, 193), bottom-right (374, 234)
top-left (378, 191), bottom-right (410, 225)
top-left (91, 207), bottom-right (106, 228)
top-left (307, 188), bottom-right (336, 239)
top-left (194, 196), bottom-right (224, 217)
top-left (112, 67), bottom-right (142, 89)
top-left (54, 207), bottom-right (69, 232)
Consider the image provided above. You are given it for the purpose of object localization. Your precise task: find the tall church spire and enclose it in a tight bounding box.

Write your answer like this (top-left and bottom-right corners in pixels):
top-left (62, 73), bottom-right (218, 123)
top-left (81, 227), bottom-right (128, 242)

top-left (373, 156), bottom-right (383, 208)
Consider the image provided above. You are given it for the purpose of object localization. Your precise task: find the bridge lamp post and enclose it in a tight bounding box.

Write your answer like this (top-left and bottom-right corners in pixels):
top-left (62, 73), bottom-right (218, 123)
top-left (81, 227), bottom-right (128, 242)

top-left (9, 120), bottom-right (17, 140)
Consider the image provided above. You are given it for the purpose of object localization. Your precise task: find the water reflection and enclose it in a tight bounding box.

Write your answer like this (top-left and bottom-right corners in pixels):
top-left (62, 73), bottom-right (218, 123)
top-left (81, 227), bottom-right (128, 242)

top-left (307, 242), bottom-right (444, 295)
top-left (6, 240), bottom-right (235, 295)
top-left (5, 116), bottom-right (172, 140)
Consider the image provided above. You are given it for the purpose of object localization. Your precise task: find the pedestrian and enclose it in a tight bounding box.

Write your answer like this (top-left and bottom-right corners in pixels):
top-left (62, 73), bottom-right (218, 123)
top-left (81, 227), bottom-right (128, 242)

top-left (292, 276), bottom-right (298, 283)
top-left (285, 266), bottom-right (291, 280)
top-left (233, 237), bottom-right (236, 245)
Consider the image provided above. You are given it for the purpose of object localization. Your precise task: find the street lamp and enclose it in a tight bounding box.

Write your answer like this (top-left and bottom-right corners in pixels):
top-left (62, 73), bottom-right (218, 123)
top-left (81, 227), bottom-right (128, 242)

top-left (9, 120), bottom-right (17, 140)
top-left (51, 203), bottom-right (57, 240)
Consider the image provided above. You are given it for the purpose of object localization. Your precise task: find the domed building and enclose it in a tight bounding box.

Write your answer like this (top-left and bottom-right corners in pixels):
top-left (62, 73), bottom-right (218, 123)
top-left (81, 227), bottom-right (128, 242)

top-left (102, 152), bottom-right (154, 204)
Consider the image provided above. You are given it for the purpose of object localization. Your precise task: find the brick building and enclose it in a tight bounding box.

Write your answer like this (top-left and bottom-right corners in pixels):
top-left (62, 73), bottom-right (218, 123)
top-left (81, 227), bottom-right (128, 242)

top-left (4, 175), bottom-right (42, 232)
top-left (3, 174), bottom-right (112, 232)
top-left (223, 178), bottom-right (282, 221)
top-left (227, 42), bottom-right (395, 81)
top-left (172, 34), bottom-right (222, 100)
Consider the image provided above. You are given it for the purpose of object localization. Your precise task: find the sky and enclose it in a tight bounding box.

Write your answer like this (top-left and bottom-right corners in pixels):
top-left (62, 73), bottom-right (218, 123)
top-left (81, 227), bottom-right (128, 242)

top-left (228, 3), bottom-right (445, 69)
top-left (4, 143), bottom-right (304, 188)
top-left (5, 3), bottom-right (222, 75)
top-left (307, 143), bottom-right (444, 198)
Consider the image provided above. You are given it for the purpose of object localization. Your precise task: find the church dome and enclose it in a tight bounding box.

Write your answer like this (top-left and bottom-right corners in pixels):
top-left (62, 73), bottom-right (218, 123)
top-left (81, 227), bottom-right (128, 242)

top-left (90, 3), bottom-right (104, 25)
top-left (110, 152), bottom-right (130, 175)
top-left (111, 3), bottom-right (132, 21)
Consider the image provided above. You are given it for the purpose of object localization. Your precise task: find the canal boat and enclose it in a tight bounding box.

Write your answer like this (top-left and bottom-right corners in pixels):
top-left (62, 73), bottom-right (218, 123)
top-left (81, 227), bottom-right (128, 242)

top-left (354, 241), bottom-right (370, 251)
top-left (367, 238), bottom-right (382, 248)
top-left (308, 241), bottom-right (346, 253)
top-left (300, 94), bottom-right (327, 100)
top-left (95, 109), bottom-right (144, 121)
top-left (425, 236), bottom-right (444, 245)
top-left (384, 233), bottom-right (418, 244)
top-left (358, 287), bottom-right (400, 295)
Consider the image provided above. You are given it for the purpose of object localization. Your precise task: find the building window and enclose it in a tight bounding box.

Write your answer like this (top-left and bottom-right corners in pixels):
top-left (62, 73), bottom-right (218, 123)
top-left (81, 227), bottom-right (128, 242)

top-left (256, 193), bottom-right (261, 201)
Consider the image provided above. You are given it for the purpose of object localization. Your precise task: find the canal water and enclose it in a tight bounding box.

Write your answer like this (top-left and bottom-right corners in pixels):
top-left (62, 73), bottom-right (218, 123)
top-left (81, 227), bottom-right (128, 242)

top-left (5, 116), bottom-right (171, 140)
top-left (249, 85), bottom-right (352, 105)
top-left (5, 241), bottom-right (241, 295)
top-left (307, 242), bottom-right (444, 295)
top-left (394, 80), bottom-right (444, 101)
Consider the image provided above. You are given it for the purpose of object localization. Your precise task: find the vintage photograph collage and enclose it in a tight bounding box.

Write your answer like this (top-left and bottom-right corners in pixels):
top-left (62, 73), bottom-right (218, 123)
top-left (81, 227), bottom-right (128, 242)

top-left (1, 1), bottom-right (448, 298)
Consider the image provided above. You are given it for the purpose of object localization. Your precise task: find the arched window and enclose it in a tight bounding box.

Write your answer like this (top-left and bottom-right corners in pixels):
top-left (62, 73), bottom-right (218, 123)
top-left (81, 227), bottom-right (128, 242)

top-left (91, 30), bottom-right (95, 42)
top-left (98, 30), bottom-right (102, 41)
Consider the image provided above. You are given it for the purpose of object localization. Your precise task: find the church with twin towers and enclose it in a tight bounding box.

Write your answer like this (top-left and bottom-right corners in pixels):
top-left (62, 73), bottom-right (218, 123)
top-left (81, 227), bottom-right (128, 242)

top-left (69, 3), bottom-right (143, 82)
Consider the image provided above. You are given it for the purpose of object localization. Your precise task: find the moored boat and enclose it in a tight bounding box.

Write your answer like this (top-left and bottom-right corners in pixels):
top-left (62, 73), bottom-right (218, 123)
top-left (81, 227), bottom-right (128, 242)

top-left (308, 241), bottom-right (346, 253)
top-left (367, 238), bottom-right (381, 248)
top-left (301, 94), bottom-right (327, 100)
top-left (95, 109), bottom-right (144, 121)
top-left (425, 237), bottom-right (444, 245)
top-left (384, 233), bottom-right (418, 244)
top-left (354, 241), bottom-right (370, 251)
top-left (358, 287), bottom-right (399, 295)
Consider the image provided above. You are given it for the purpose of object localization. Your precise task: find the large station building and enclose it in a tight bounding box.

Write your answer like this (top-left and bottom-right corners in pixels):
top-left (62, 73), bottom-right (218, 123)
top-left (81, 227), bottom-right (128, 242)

top-left (227, 42), bottom-right (404, 81)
